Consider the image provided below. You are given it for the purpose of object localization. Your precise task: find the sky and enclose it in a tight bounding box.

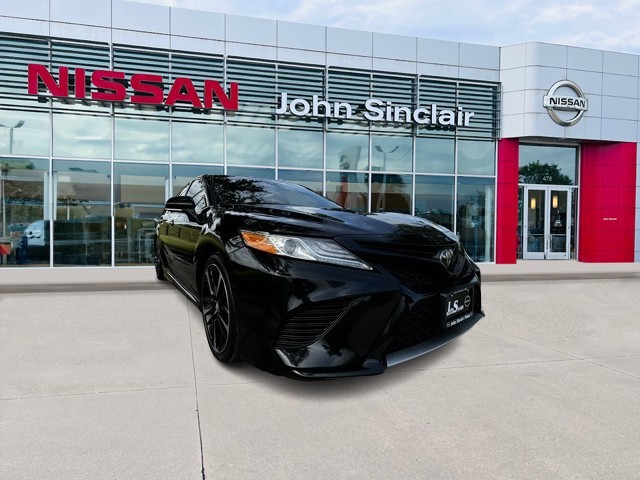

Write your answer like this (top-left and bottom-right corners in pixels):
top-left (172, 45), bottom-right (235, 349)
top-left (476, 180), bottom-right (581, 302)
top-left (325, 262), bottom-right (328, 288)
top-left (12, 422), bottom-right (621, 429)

top-left (137, 0), bottom-right (640, 55)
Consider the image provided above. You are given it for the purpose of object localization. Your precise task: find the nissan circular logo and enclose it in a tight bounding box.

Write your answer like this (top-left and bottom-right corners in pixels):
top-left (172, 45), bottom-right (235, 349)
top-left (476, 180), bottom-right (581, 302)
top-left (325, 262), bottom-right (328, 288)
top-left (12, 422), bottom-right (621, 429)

top-left (543, 80), bottom-right (588, 127)
top-left (439, 249), bottom-right (455, 268)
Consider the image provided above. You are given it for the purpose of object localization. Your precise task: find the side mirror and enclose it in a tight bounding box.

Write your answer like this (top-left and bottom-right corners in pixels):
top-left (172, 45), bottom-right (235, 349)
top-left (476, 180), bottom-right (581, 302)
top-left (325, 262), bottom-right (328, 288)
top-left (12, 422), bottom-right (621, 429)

top-left (165, 195), bottom-right (195, 211)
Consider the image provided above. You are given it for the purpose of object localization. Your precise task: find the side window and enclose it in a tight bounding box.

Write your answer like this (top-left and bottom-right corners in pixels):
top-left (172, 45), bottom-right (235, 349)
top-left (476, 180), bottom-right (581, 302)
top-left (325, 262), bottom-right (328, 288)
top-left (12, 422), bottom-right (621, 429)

top-left (178, 182), bottom-right (191, 197)
top-left (187, 179), bottom-right (207, 215)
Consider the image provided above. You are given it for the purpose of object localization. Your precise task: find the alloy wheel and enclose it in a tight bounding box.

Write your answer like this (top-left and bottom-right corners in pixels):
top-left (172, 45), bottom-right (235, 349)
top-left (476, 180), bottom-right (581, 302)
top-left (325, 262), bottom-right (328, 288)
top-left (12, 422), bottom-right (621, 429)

top-left (201, 263), bottom-right (231, 354)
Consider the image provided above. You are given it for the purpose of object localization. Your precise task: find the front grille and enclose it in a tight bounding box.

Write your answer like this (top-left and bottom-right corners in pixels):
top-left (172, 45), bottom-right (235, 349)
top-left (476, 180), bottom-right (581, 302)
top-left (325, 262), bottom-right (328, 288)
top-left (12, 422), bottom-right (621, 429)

top-left (386, 297), bottom-right (444, 354)
top-left (372, 254), bottom-right (473, 293)
top-left (274, 298), bottom-right (354, 349)
top-left (377, 262), bottom-right (438, 292)
top-left (346, 239), bottom-right (470, 291)
top-left (356, 240), bottom-right (443, 258)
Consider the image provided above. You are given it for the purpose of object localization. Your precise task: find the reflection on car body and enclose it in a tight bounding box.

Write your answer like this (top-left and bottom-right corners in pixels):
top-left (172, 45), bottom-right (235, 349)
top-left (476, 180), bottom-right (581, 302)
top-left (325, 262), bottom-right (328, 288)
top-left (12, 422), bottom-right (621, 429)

top-left (155, 175), bottom-right (484, 379)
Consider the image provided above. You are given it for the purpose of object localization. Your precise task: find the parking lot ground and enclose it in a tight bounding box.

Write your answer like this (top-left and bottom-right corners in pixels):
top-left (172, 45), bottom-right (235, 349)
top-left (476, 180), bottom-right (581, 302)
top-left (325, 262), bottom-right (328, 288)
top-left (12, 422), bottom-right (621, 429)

top-left (1, 273), bottom-right (640, 479)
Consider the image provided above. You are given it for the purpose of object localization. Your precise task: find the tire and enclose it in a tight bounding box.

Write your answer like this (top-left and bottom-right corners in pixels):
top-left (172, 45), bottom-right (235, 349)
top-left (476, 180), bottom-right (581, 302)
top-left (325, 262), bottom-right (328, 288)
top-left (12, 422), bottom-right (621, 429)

top-left (199, 255), bottom-right (240, 363)
top-left (154, 249), bottom-right (166, 281)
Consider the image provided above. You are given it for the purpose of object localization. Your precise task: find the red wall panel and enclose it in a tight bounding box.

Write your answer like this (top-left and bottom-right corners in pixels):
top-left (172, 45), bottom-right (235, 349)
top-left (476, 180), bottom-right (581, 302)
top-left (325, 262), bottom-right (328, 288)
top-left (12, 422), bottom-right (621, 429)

top-left (578, 142), bottom-right (637, 262)
top-left (496, 138), bottom-right (520, 264)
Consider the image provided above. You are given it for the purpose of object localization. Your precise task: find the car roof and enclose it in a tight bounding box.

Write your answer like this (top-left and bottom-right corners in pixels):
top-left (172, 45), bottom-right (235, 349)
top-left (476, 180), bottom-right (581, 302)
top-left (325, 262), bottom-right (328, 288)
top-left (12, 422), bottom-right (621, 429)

top-left (200, 174), bottom-right (281, 185)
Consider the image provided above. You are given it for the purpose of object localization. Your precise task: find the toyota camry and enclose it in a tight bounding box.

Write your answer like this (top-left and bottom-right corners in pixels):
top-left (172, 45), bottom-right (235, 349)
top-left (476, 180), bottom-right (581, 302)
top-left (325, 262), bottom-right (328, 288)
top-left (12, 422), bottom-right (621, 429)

top-left (155, 175), bottom-right (484, 378)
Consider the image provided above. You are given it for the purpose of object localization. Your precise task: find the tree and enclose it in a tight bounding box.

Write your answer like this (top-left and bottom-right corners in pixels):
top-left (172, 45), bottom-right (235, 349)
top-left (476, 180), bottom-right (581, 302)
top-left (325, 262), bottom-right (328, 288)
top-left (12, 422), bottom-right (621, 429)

top-left (519, 160), bottom-right (572, 185)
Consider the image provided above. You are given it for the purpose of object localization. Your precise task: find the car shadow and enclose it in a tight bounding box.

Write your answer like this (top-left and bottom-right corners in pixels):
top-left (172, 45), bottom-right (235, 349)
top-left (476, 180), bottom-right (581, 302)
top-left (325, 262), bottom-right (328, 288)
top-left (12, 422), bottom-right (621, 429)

top-left (222, 339), bottom-right (463, 397)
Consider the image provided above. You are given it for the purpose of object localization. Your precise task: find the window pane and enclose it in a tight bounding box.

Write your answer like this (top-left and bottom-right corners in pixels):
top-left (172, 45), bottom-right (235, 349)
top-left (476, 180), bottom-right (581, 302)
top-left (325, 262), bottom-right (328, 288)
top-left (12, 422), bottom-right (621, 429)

top-left (415, 175), bottom-right (454, 231)
top-left (226, 126), bottom-right (275, 166)
top-left (226, 167), bottom-right (275, 179)
top-left (187, 179), bottom-right (207, 215)
top-left (53, 113), bottom-right (112, 159)
top-left (278, 129), bottom-right (323, 169)
top-left (0, 110), bottom-right (50, 157)
top-left (0, 158), bottom-right (49, 267)
top-left (457, 177), bottom-right (495, 262)
top-left (172, 164), bottom-right (223, 196)
top-left (326, 171), bottom-right (368, 212)
top-left (370, 173), bottom-right (411, 214)
top-left (416, 137), bottom-right (454, 174)
top-left (53, 160), bottom-right (111, 266)
top-left (457, 140), bottom-right (495, 175)
top-left (114, 163), bottom-right (168, 265)
top-left (172, 122), bottom-right (223, 164)
top-left (115, 117), bottom-right (169, 162)
top-left (326, 132), bottom-right (369, 170)
top-left (278, 169), bottom-right (323, 195)
top-left (519, 144), bottom-right (577, 185)
top-left (371, 136), bottom-right (412, 173)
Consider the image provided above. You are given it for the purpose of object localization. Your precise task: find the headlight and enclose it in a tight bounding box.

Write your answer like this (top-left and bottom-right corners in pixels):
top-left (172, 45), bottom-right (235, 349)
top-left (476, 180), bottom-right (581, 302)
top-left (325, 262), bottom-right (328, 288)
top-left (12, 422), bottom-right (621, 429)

top-left (240, 230), bottom-right (372, 270)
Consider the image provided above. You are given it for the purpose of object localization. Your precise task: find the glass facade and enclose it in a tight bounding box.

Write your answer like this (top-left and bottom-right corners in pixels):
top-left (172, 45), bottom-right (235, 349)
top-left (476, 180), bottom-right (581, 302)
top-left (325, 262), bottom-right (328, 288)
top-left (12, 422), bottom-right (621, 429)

top-left (517, 144), bottom-right (579, 259)
top-left (0, 158), bottom-right (48, 266)
top-left (114, 163), bottom-right (169, 265)
top-left (457, 177), bottom-right (495, 262)
top-left (0, 33), bottom-right (500, 267)
top-left (519, 144), bottom-right (578, 186)
top-left (53, 160), bottom-right (111, 266)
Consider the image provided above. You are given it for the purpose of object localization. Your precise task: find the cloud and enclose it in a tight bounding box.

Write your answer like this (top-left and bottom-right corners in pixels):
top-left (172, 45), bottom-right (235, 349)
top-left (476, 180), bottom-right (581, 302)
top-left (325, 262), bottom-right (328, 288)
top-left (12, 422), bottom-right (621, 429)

top-left (528, 3), bottom-right (597, 24)
top-left (134, 0), bottom-right (640, 54)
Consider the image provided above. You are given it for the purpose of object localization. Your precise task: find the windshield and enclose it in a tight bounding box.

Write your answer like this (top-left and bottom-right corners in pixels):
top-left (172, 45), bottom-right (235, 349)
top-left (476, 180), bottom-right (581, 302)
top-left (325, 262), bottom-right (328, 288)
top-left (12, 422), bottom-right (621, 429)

top-left (206, 176), bottom-right (341, 209)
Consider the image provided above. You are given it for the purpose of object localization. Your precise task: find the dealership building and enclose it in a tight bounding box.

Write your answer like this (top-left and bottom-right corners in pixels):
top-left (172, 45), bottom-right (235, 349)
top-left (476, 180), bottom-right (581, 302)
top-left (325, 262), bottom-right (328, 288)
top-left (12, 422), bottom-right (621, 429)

top-left (0, 0), bottom-right (639, 270)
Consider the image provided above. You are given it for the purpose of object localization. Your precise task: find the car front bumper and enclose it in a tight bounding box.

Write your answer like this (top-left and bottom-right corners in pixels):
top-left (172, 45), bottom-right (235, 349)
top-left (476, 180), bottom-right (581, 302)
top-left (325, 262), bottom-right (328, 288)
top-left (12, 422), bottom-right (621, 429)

top-left (226, 246), bottom-right (484, 379)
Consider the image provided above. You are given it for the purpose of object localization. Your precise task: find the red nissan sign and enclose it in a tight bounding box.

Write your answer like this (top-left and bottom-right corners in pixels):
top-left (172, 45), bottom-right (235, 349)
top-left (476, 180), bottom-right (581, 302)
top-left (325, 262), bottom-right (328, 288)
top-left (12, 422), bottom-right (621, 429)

top-left (27, 63), bottom-right (239, 110)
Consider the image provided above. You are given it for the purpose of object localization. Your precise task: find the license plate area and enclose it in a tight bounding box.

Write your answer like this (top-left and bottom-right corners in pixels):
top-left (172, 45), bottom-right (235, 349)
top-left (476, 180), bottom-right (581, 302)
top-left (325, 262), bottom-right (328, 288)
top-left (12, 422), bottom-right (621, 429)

top-left (441, 288), bottom-right (472, 328)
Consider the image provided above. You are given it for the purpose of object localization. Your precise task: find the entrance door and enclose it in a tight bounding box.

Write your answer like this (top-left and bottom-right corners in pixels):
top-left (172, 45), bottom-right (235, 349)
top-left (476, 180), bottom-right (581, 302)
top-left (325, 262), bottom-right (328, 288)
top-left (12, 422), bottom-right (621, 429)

top-left (523, 186), bottom-right (572, 260)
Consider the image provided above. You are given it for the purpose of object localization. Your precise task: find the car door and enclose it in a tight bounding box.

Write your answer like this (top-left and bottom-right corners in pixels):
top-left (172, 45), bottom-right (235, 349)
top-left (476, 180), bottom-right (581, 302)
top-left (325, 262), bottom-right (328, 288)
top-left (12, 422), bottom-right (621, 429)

top-left (158, 183), bottom-right (190, 275)
top-left (172, 179), bottom-right (208, 293)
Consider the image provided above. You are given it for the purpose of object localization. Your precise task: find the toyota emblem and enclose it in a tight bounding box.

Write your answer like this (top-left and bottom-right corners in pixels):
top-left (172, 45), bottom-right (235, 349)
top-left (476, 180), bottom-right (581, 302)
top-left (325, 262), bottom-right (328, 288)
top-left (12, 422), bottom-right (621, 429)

top-left (439, 248), bottom-right (454, 268)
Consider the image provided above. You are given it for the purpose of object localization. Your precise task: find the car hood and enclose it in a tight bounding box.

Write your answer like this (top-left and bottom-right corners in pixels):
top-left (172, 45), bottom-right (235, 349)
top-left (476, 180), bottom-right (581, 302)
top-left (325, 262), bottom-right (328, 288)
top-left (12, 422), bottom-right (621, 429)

top-left (225, 204), bottom-right (458, 245)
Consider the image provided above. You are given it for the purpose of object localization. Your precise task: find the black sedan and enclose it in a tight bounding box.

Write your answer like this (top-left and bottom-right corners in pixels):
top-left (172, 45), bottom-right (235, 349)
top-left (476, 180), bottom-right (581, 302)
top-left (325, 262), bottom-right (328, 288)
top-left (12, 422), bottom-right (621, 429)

top-left (155, 175), bottom-right (483, 378)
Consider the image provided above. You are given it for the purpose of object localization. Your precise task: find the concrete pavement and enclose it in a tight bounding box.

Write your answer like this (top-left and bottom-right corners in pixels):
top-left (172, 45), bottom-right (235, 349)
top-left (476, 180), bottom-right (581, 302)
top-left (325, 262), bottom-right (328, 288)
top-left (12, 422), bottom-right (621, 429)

top-left (480, 259), bottom-right (640, 282)
top-left (1, 259), bottom-right (640, 293)
top-left (1, 273), bottom-right (640, 479)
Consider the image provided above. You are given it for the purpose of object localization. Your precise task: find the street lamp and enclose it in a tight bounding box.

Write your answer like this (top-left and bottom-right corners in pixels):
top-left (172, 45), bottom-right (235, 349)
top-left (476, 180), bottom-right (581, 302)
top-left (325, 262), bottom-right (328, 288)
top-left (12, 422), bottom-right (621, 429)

top-left (0, 120), bottom-right (25, 154)
top-left (0, 120), bottom-right (25, 239)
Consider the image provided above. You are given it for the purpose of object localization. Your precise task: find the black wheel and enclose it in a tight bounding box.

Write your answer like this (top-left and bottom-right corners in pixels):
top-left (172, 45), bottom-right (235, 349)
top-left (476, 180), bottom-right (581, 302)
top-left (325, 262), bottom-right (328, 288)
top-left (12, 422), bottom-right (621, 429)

top-left (200, 255), bottom-right (240, 363)
top-left (154, 248), bottom-right (166, 281)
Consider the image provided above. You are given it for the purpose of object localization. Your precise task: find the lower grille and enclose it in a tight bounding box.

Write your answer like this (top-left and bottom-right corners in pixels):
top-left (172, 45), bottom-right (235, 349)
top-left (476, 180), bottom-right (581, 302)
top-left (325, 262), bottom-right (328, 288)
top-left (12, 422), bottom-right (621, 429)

top-left (386, 283), bottom-right (480, 354)
top-left (274, 298), bottom-right (354, 349)
top-left (473, 283), bottom-right (482, 312)
top-left (386, 297), bottom-right (444, 354)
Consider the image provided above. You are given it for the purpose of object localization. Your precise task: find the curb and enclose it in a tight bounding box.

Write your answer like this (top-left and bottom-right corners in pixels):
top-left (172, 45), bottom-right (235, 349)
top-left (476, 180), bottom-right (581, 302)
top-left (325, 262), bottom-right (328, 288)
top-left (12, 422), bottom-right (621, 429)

top-left (1, 281), bottom-right (172, 294)
top-left (481, 272), bottom-right (640, 283)
top-left (3, 271), bottom-right (640, 293)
